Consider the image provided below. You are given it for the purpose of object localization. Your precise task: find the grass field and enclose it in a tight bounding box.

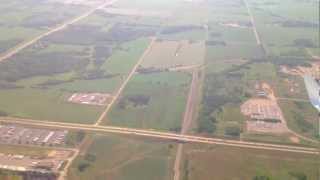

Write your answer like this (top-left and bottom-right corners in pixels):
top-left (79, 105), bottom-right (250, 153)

top-left (249, 0), bottom-right (319, 57)
top-left (0, 88), bottom-right (102, 124)
top-left (182, 144), bottom-right (320, 180)
top-left (105, 72), bottom-right (191, 131)
top-left (68, 134), bottom-right (176, 180)
top-left (142, 40), bottom-right (205, 69)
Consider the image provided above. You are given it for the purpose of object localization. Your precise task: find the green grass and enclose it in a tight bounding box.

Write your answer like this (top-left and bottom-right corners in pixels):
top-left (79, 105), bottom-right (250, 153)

top-left (52, 76), bottom-right (123, 94)
top-left (105, 72), bottom-right (191, 131)
top-left (0, 88), bottom-right (102, 124)
top-left (206, 43), bottom-right (264, 60)
top-left (214, 103), bottom-right (246, 137)
top-left (183, 144), bottom-right (320, 180)
top-left (68, 134), bottom-right (176, 180)
top-left (102, 38), bottom-right (150, 74)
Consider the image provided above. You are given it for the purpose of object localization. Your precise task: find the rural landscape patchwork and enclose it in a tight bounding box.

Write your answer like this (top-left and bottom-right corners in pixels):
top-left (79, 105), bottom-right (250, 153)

top-left (0, 0), bottom-right (319, 179)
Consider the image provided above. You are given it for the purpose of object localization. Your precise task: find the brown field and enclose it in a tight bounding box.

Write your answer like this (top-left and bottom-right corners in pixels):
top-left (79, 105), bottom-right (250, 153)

top-left (183, 144), bottom-right (320, 180)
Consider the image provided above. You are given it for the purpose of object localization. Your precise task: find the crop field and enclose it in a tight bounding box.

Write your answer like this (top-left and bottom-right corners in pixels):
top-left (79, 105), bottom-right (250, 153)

top-left (142, 40), bottom-right (205, 69)
top-left (182, 144), bottom-right (320, 180)
top-left (105, 72), bottom-right (191, 131)
top-left (68, 134), bottom-right (176, 180)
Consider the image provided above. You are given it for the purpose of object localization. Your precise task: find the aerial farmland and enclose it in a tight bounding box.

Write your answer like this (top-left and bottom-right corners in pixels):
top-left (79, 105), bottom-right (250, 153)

top-left (0, 0), bottom-right (319, 180)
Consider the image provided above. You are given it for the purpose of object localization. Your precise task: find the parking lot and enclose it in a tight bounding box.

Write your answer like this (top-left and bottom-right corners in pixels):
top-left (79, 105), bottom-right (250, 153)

top-left (0, 125), bottom-right (68, 146)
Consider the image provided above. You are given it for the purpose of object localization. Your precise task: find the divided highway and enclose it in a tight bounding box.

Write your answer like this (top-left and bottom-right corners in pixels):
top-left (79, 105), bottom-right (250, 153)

top-left (0, 118), bottom-right (318, 155)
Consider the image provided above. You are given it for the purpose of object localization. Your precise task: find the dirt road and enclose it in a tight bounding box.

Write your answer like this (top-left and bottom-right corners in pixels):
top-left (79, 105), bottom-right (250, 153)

top-left (243, 0), bottom-right (261, 45)
top-left (174, 69), bottom-right (203, 180)
top-left (94, 37), bottom-right (157, 126)
top-left (59, 149), bottom-right (80, 180)
top-left (0, 0), bottom-right (117, 63)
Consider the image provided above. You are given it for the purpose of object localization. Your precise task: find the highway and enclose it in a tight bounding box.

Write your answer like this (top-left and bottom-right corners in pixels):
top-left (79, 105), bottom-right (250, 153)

top-left (0, 118), bottom-right (318, 155)
top-left (0, 0), bottom-right (117, 63)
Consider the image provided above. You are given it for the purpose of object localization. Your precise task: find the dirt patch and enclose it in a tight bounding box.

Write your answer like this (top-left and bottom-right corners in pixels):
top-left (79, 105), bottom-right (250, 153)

top-left (289, 136), bottom-right (300, 143)
top-left (280, 61), bottom-right (320, 77)
top-left (241, 83), bottom-right (288, 133)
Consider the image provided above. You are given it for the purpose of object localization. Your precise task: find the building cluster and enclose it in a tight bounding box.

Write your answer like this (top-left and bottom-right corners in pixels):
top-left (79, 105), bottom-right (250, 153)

top-left (0, 125), bottom-right (67, 147)
top-left (68, 93), bottom-right (113, 106)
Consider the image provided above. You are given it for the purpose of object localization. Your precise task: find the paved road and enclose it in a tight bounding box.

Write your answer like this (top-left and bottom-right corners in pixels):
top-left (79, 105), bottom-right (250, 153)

top-left (0, 0), bottom-right (117, 63)
top-left (0, 118), bottom-right (318, 155)
top-left (94, 37), bottom-right (157, 126)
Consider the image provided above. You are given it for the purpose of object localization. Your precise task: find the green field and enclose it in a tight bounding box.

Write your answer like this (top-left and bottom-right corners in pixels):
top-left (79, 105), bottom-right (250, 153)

top-left (105, 72), bottom-right (191, 131)
top-left (142, 40), bottom-right (205, 69)
top-left (68, 134), bottom-right (176, 180)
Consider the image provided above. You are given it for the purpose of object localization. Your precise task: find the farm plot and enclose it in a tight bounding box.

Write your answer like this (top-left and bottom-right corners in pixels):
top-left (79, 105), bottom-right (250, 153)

top-left (68, 134), bottom-right (176, 180)
top-left (105, 72), bottom-right (191, 131)
top-left (182, 144), bottom-right (320, 180)
top-left (141, 40), bottom-right (205, 69)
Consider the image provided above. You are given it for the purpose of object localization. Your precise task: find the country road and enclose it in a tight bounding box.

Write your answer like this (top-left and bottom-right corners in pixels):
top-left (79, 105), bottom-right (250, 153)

top-left (59, 149), bottom-right (79, 180)
top-left (0, 118), bottom-right (318, 155)
top-left (243, 0), bottom-right (261, 45)
top-left (94, 37), bottom-right (157, 126)
top-left (173, 69), bottom-right (200, 180)
top-left (0, 0), bottom-right (118, 63)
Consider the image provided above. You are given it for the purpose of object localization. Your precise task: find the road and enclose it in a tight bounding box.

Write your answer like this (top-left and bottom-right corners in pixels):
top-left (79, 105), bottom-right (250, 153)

top-left (0, 118), bottom-right (318, 155)
top-left (243, 0), bottom-right (261, 45)
top-left (0, 0), bottom-right (117, 63)
top-left (94, 37), bottom-right (157, 126)
top-left (59, 149), bottom-right (79, 180)
top-left (173, 69), bottom-right (200, 180)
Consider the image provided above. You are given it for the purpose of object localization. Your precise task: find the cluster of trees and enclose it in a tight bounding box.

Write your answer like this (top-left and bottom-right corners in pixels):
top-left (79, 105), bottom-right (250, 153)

top-left (118, 94), bottom-right (151, 109)
top-left (293, 38), bottom-right (316, 48)
top-left (77, 153), bottom-right (96, 172)
top-left (93, 45), bottom-right (112, 66)
top-left (269, 56), bottom-right (311, 67)
top-left (197, 63), bottom-right (253, 134)
top-left (206, 40), bottom-right (226, 46)
top-left (161, 25), bottom-right (203, 34)
top-left (252, 172), bottom-right (307, 180)
top-left (0, 52), bottom-right (88, 82)
top-left (280, 20), bottom-right (318, 28)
